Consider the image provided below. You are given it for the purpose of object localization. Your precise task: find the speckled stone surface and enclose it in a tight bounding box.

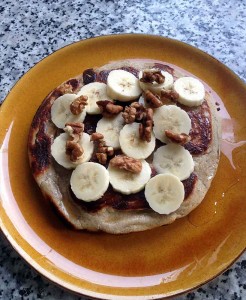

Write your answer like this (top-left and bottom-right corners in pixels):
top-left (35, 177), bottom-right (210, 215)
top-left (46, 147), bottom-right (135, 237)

top-left (0, 0), bottom-right (245, 299)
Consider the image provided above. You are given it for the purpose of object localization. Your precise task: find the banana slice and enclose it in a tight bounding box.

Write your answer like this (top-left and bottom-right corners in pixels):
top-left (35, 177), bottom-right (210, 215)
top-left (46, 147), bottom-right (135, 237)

top-left (96, 114), bottom-right (124, 149)
top-left (108, 160), bottom-right (151, 195)
top-left (71, 162), bottom-right (109, 202)
top-left (51, 132), bottom-right (94, 169)
top-left (153, 144), bottom-right (194, 180)
top-left (139, 69), bottom-right (174, 94)
top-left (119, 123), bottom-right (156, 159)
top-left (145, 174), bottom-right (184, 214)
top-left (107, 70), bottom-right (142, 101)
top-left (77, 82), bottom-right (112, 114)
top-left (173, 77), bottom-right (205, 107)
top-left (51, 94), bottom-right (86, 129)
top-left (153, 105), bottom-right (191, 143)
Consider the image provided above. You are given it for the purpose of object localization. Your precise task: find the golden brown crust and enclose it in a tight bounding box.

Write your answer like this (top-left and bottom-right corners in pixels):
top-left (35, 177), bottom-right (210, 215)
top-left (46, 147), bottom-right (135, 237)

top-left (28, 59), bottom-right (220, 234)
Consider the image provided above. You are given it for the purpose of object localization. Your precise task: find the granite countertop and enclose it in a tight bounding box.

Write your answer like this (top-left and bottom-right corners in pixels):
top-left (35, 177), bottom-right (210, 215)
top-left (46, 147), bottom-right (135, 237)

top-left (0, 0), bottom-right (245, 299)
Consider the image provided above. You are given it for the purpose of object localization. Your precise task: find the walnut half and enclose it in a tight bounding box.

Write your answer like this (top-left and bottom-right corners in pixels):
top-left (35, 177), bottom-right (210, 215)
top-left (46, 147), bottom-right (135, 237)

top-left (97, 100), bottom-right (123, 117)
top-left (122, 102), bottom-right (146, 124)
top-left (122, 106), bottom-right (137, 123)
top-left (70, 95), bottom-right (88, 115)
top-left (140, 70), bottom-right (165, 84)
top-left (65, 141), bottom-right (84, 162)
top-left (144, 90), bottom-right (163, 108)
top-left (90, 132), bottom-right (114, 164)
top-left (165, 130), bottom-right (191, 145)
top-left (161, 90), bottom-right (179, 104)
top-left (64, 122), bottom-right (84, 142)
top-left (110, 155), bottom-right (142, 173)
top-left (139, 108), bottom-right (154, 143)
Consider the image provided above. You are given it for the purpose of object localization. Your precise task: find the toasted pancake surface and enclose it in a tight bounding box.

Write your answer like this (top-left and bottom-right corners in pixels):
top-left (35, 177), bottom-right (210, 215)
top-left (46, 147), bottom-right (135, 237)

top-left (28, 59), bottom-right (220, 234)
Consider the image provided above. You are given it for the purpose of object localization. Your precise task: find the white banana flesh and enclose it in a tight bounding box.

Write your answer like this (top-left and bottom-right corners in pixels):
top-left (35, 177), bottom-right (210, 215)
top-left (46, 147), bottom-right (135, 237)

top-left (107, 70), bottom-right (142, 101)
top-left (51, 132), bottom-right (94, 169)
top-left (119, 122), bottom-right (156, 159)
top-left (70, 162), bottom-right (110, 202)
top-left (173, 76), bottom-right (205, 107)
top-left (96, 114), bottom-right (124, 149)
top-left (77, 82), bottom-right (112, 114)
top-left (51, 94), bottom-right (86, 129)
top-left (139, 69), bottom-right (174, 94)
top-left (153, 143), bottom-right (194, 181)
top-left (108, 160), bottom-right (151, 195)
top-left (153, 105), bottom-right (191, 143)
top-left (145, 174), bottom-right (185, 214)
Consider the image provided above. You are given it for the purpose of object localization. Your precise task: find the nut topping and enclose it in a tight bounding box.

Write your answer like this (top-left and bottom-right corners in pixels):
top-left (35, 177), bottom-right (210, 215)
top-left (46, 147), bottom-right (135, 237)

top-left (139, 108), bottom-right (154, 142)
top-left (130, 102), bottom-right (147, 121)
top-left (90, 132), bottom-right (114, 164)
top-left (140, 70), bottom-right (165, 84)
top-left (57, 83), bottom-right (74, 95)
top-left (97, 100), bottom-right (123, 117)
top-left (110, 155), bottom-right (142, 173)
top-left (64, 123), bottom-right (85, 161)
top-left (90, 132), bottom-right (104, 141)
top-left (122, 102), bottom-right (146, 124)
top-left (161, 90), bottom-right (179, 104)
top-left (122, 106), bottom-right (137, 124)
top-left (122, 102), bottom-right (154, 143)
top-left (165, 130), bottom-right (191, 145)
top-left (70, 95), bottom-right (88, 115)
top-left (145, 90), bottom-right (163, 108)
top-left (64, 122), bottom-right (84, 143)
top-left (96, 153), bottom-right (108, 165)
top-left (65, 141), bottom-right (84, 162)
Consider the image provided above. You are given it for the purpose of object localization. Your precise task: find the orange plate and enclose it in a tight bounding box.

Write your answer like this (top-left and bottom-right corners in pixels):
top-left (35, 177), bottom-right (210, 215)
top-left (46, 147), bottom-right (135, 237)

top-left (0, 34), bottom-right (245, 299)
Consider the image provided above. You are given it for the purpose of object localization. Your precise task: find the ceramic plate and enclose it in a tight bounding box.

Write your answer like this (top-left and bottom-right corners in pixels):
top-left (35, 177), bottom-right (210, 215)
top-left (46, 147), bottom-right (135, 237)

top-left (0, 34), bottom-right (245, 299)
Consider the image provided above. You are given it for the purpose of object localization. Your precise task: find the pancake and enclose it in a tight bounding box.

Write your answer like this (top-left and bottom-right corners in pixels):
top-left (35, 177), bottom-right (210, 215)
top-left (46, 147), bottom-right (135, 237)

top-left (28, 59), bottom-right (220, 234)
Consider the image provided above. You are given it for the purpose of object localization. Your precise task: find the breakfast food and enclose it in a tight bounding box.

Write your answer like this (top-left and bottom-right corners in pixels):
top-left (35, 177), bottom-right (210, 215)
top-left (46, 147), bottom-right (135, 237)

top-left (28, 59), bottom-right (220, 234)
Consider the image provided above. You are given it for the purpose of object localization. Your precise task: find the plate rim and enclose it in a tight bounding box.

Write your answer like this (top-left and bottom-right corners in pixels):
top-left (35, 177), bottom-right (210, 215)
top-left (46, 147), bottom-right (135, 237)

top-left (0, 33), bottom-right (245, 299)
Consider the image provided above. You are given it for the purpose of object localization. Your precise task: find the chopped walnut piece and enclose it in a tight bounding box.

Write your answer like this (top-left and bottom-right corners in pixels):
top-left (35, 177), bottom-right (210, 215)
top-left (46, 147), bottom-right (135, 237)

top-left (90, 132), bottom-right (104, 141)
top-left (140, 70), bottom-right (165, 84)
top-left (122, 102), bottom-right (146, 124)
top-left (139, 108), bottom-right (154, 142)
top-left (90, 132), bottom-right (114, 164)
top-left (165, 130), bottom-right (191, 145)
top-left (146, 107), bottom-right (153, 121)
top-left (122, 101), bottom-right (153, 143)
top-left (97, 145), bottom-right (114, 155)
top-left (65, 141), bottom-right (84, 162)
top-left (96, 153), bottom-right (107, 165)
top-left (160, 90), bottom-right (179, 104)
top-left (97, 145), bottom-right (114, 156)
top-left (97, 100), bottom-right (123, 117)
top-left (130, 102), bottom-right (146, 121)
top-left (145, 90), bottom-right (163, 108)
top-left (64, 122), bottom-right (84, 142)
top-left (97, 146), bottom-right (108, 153)
top-left (110, 155), bottom-right (142, 173)
top-left (130, 102), bottom-right (141, 109)
top-left (57, 83), bottom-right (74, 95)
top-left (139, 123), bottom-right (145, 139)
top-left (70, 95), bottom-right (88, 115)
top-left (64, 122), bottom-right (84, 162)
top-left (122, 106), bottom-right (137, 123)
top-left (65, 122), bottom-right (84, 135)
